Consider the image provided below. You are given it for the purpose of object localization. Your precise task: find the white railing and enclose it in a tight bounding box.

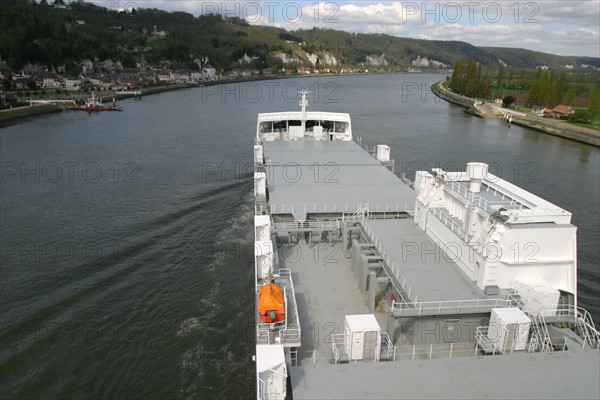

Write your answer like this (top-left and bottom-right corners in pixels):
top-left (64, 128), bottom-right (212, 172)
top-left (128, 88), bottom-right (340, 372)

top-left (331, 333), bottom-right (345, 364)
top-left (393, 342), bottom-right (478, 361)
top-left (380, 332), bottom-right (394, 361)
top-left (271, 220), bottom-right (340, 231)
top-left (524, 304), bottom-right (600, 349)
top-left (574, 307), bottom-right (600, 349)
top-left (475, 325), bottom-right (509, 354)
top-left (391, 298), bottom-right (511, 316)
top-left (446, 181), bottom-right (524, 213)
top-left (270, 202), bottom-right (413, 215)
top-left (431, 207), bottom-right (468, 241)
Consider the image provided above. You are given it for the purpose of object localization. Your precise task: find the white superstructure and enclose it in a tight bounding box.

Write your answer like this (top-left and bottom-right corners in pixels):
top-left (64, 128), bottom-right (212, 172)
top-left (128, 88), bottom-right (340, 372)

top-left (414, 162), bottom-right (577, 310)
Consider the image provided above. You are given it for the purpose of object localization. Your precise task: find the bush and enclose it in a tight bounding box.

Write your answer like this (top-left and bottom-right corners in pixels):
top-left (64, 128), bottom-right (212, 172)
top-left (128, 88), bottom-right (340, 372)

top-left (503, 95), bottom-right (515, 107)
top-left (568, 109), bottom-right (592, 124)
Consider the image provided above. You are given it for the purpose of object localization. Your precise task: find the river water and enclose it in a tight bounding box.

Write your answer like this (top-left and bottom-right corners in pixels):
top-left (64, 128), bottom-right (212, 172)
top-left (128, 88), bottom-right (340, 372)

top-left (1, 74), bottom-right (598, 399)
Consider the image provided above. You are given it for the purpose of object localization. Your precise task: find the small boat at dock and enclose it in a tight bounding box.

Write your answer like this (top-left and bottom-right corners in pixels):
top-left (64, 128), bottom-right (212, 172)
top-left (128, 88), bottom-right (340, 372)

top-left (68, 92), bottom-right (122, 112)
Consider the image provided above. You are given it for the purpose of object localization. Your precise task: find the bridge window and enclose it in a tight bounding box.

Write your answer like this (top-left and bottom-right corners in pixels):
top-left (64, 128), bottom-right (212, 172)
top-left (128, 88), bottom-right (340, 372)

top-left (273, 120), bottom-right (287, 131)
top-left (260, 121), bottom-right (273, 133)
top-left (306, 120), bottom-right (321, 131)
top-left (334, 121), bottom-right (348, 133)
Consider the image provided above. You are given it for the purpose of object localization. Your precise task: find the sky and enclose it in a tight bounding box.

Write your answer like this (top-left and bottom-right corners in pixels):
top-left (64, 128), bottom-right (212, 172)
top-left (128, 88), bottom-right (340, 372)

top-left (105, 1), bottom-right (600, 57)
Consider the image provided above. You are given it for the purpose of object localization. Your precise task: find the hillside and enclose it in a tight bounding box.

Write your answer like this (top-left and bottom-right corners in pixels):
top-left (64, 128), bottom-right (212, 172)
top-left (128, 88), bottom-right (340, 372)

top-left (0, 0), bottom-right (598, 74)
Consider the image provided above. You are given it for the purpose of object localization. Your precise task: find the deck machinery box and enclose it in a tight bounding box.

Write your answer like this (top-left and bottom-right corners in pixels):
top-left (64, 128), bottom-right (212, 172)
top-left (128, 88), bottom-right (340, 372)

top-left (488, 308), bottom-right (531, 352)
top-left (344, 314), bottom-right (381, 361)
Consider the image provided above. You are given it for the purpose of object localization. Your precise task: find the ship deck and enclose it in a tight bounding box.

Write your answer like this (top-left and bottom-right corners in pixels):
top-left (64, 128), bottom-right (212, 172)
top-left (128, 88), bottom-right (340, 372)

top-left (263, 140), bottom-right (416, 218)
top-left (289, 342), bottom-right (600, 399)
top-left (363, 218), bottom-right (502, 302)
top-left (276, 240), bottom-right (382, 363)
top-left (277, 235), bottom-right (600, 400)
top-left (258, 138), bottom-right (600, 400)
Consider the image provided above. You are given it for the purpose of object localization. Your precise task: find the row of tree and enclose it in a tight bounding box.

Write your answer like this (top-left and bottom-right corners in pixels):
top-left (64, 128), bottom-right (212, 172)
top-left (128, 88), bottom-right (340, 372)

top-left (449, 60), bottom-right (599, 112)
top-left (524, 70), bottom-right (568, 107)
top-left (448, 60), bottom-right (492, 99)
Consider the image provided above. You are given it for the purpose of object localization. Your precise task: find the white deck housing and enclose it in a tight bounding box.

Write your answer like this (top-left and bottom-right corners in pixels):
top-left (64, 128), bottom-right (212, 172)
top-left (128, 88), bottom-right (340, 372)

top-left (414, 164), bottom-right (577, 300)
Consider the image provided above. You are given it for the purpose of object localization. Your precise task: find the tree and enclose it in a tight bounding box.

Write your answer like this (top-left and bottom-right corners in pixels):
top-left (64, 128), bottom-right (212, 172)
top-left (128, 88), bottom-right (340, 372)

top-left (568, 109), bottom-right (591, 124)
top-left (589, 88), bottom-right (600, 117)
top-left (497, 64), bottom-right (505, 86)
top-left (503, 95), bottom-right (515, 108)
top-left (555, 72), bottom-right (566, 105)
top-left (564, 86), bottom-right (576, 106)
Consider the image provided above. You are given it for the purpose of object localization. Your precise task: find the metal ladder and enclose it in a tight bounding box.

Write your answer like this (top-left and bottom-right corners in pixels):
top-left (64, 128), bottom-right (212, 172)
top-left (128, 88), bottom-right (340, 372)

top-left (529, 312), bottom-right (553, 352)
top-left (353, 203), bottom-right (371, 221)
top-left (576, 308), bottom-right (600, 349)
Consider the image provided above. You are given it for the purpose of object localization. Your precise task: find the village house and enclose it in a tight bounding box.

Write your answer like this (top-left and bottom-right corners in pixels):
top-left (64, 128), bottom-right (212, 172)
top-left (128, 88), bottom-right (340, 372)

top-left (531, 105), bottom-right (545, 114)
top-left (40, 72), bottom-right (60, 89)
top-left (202, 64), bottom-right (216, 80)
top-left (156, 71), bottom-right (174, 83)
top-left (551, 104), bottom-right (575, 118)
top-left (63, 78), bottom-right (82, 90)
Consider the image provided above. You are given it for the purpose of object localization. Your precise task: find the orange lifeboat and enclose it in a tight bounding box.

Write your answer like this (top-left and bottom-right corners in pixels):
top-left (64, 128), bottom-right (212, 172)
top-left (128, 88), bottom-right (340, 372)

top-left (258, 283), bottom-right (285, 323)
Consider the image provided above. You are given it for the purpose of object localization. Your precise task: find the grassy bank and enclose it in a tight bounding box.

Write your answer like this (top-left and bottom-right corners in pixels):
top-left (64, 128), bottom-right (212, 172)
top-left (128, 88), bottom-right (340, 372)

top-left (432, 80), bottom-right (600, 147)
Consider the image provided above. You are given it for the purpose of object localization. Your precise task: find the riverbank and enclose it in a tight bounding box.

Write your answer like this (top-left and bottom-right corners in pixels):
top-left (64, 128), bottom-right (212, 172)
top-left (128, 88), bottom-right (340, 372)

top-left (0, 83), bottom-right (200, 127)
top-left (432, 80), bottom-right (600, 147)
top-left (0, 74), bottom-right (324, 126)
top-left (0, 103), bottom-right (62, 127)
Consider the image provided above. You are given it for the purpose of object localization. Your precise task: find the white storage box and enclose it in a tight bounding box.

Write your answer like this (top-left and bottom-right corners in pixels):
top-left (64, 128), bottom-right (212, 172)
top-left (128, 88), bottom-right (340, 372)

top-left (344, 314), bottom-right (381, 361)
top-left (488, 308), bottom-right (531, 352)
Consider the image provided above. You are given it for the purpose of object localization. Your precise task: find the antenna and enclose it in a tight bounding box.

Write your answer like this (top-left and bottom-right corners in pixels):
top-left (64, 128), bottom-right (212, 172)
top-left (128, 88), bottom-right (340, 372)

top-left (299, 89), bottom-right (309, 116)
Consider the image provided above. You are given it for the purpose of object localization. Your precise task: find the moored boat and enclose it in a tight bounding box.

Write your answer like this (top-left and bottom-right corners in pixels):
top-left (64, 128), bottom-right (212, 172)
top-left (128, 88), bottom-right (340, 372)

top-left (68, 92), bottom-right (122, 112)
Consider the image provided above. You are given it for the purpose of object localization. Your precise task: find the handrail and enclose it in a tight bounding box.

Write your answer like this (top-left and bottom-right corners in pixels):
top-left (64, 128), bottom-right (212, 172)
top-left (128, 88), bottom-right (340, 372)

top-left (431, 207), bottom-right (468, 241)
top-left (270, 202), bottom-right (414, 215)
top-left (445, 181), bottom-right (524, 212)
top-left (392, 298), bottom-right (511, 316)
top-left (271, 220), bottom-right (340, 231)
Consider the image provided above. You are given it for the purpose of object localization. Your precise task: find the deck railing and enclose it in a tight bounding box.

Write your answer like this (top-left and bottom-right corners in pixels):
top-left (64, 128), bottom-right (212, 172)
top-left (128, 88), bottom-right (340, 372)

top-left (445, 181), bottom-right (524, 212)
top-left (431, 207), bottom-right (469, 241)
top-left (270, 202), bottom-right (413, 215)
top-left (271, 220), bottom-right (340, 231)
top-left (392, 298), bottom-right (511, 317)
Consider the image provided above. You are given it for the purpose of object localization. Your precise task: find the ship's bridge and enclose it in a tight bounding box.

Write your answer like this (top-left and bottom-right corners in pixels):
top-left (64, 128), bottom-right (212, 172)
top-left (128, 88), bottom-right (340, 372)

top-left (256, 90), bottom-right (352, 142)
top-left (257, 111), bottom-right (352, 142)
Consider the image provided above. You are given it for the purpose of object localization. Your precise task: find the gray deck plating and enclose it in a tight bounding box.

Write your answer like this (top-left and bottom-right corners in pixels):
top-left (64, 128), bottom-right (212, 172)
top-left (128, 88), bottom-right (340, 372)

top-left (365, 219), bottom-right (499, 302)
top-left (263, 141), bottom-right (416, 216)
top-left (290, 345), bottom-right (600, 399)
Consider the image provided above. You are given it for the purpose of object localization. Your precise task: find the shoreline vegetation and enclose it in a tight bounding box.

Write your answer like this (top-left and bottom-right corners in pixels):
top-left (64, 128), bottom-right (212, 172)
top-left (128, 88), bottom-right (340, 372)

top-left (432, 80), bottom-right (600, 147)
top-left (0, 75), bottom-right (290, 127)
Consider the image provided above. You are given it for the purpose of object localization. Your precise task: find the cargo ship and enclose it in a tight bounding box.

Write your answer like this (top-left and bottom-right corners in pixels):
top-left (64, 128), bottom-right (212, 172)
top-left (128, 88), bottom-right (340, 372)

top-left (253, 91), bottom-right (600, 399)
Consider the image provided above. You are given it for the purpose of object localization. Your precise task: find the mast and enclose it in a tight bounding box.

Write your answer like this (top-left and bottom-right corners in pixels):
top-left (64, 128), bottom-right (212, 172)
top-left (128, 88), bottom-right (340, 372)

top-left (300, 89), bottom-right (308, 132)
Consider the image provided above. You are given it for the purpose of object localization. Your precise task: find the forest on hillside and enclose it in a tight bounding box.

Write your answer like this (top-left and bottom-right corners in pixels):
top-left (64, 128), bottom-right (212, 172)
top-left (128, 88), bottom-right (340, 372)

top-left (1, 0), bottom-right (599, 74)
